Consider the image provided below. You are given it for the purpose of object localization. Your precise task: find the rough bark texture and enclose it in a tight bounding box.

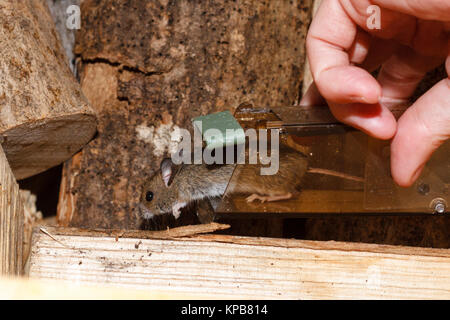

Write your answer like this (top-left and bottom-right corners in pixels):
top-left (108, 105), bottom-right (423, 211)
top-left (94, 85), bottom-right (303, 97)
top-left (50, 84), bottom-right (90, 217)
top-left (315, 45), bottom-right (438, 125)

top-left (0, 0), bottom-right (96, 180)
top-left (57, 0), bottom-right (313, 229)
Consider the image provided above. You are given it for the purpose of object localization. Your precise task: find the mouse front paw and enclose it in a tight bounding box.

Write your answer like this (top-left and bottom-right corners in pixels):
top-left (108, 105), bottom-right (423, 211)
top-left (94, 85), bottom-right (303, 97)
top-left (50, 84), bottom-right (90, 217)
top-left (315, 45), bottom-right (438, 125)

top-left (172, 202), bottom-right (187, 219)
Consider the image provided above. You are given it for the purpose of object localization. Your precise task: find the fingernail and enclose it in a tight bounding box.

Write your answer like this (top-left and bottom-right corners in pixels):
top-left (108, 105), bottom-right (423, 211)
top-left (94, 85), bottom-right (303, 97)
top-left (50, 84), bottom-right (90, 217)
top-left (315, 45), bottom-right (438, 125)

top-left (379, 96), bottom-right (409, 108)
top-left (352, 95), bottom-right (380, 104)
top-left (352, 96), bottom-right (368, 103)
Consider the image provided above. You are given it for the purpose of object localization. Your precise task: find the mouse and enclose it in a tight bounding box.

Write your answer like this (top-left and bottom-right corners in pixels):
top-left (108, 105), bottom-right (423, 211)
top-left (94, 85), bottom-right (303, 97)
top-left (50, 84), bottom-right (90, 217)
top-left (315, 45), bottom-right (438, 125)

top-left (138, 147), bottom-right (363, 220)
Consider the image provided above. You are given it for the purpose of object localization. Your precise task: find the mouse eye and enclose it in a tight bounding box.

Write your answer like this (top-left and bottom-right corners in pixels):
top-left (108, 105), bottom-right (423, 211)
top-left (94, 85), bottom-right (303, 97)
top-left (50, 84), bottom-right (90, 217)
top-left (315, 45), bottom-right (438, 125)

top-left (145, 191), bottom-right (154, 202)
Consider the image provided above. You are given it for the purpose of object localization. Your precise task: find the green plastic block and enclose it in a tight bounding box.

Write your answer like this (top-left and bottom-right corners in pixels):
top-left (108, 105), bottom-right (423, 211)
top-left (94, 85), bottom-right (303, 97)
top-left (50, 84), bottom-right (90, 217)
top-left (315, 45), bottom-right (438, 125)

top-left (192, 111), bottom-right (245, 150)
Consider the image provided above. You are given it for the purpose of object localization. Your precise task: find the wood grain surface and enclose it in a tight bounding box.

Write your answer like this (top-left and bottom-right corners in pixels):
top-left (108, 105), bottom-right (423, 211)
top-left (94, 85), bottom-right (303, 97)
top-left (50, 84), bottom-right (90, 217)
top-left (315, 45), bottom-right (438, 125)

top-left (0, 145), bottom-right (24, 275)
top-left (28, 227), bottom-right (450, 299)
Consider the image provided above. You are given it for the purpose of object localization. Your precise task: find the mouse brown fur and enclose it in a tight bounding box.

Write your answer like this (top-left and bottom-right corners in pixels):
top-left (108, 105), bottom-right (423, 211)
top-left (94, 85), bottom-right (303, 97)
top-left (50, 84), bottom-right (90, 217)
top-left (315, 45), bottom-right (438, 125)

top-left (139, 147), bottom-right (308, 220)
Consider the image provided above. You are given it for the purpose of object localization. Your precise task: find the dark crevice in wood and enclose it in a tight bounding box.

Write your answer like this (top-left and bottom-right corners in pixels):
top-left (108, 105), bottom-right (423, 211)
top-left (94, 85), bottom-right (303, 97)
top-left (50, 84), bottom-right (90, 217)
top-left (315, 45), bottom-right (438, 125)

top-left (81, 56), bottom-right (165, 77)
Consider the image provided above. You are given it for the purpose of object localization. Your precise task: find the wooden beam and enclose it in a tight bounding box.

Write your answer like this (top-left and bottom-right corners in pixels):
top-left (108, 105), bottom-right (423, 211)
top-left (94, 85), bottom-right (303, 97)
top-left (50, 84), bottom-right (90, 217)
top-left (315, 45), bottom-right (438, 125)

top-left (0, 276), bottom-right (213, 299)
top-left (0, 145), bottom-right (24, 275)
top-left (28, 227), bottom-right (450, 299)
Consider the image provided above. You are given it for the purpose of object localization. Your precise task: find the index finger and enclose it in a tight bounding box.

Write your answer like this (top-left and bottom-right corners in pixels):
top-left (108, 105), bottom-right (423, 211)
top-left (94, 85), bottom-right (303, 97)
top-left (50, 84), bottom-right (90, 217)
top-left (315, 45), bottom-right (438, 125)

top-left (307, 0), bottom-right (381, 104)
top-left (307, 0), bottom-right (397, 139)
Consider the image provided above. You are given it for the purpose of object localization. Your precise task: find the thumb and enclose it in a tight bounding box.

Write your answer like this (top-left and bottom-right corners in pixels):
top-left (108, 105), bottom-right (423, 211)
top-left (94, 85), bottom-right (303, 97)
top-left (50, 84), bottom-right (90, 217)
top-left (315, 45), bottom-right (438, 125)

top-left (390, 57), bottom-right (450, 187)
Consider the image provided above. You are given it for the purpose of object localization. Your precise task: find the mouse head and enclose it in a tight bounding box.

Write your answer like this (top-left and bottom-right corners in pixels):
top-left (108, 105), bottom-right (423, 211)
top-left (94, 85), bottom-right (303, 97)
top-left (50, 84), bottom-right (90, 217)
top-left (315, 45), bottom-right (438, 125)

top-left (139, 158), bottom-right (179, 219)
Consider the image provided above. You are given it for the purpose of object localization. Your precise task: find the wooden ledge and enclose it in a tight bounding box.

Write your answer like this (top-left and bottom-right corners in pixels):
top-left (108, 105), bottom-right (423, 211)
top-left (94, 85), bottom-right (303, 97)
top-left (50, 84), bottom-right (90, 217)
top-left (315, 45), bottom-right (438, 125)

top-left (27, 225), bottom-right (450, 299)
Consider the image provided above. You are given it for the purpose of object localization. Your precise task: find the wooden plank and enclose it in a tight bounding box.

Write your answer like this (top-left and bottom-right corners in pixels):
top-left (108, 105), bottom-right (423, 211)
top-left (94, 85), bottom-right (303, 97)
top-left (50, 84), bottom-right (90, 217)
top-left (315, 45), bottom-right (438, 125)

top-left (28, 227), bottom-right (450, 299)
top-left (0, 145), bottom-right (24, 275)
top-left (0, 277), bottom-right (214, 300)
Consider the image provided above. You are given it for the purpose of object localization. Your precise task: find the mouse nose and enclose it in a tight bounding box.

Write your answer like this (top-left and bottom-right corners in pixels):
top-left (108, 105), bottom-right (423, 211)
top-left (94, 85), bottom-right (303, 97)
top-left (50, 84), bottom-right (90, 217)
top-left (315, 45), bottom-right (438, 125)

top-left (138, 203), bottom-right (154, 220)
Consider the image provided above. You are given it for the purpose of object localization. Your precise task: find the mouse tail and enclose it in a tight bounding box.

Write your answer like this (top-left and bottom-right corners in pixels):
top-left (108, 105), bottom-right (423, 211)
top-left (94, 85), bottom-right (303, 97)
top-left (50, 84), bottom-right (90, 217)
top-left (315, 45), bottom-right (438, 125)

top-left (307, 167), bottom-right (364, 183)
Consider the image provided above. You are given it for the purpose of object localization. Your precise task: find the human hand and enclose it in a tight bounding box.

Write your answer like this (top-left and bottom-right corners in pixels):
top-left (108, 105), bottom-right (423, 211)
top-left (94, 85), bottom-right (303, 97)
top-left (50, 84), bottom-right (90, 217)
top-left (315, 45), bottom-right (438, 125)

top-left (301, 0), bottom-right (449, 187)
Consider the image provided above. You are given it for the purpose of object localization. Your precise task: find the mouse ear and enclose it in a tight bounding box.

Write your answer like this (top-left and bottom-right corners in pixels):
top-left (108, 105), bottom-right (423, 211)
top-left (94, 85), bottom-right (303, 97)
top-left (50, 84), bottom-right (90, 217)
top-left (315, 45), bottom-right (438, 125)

top-left (160, 158), bottom-right (173, 187)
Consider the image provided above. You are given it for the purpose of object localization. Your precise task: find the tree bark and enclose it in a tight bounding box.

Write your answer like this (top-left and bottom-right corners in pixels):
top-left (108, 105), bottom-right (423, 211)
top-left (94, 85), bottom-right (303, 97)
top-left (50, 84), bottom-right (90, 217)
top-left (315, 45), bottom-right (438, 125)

top-left (0, 0), bottom-right (96, 180)
top-left (57, 0), bottom-right (314, 229)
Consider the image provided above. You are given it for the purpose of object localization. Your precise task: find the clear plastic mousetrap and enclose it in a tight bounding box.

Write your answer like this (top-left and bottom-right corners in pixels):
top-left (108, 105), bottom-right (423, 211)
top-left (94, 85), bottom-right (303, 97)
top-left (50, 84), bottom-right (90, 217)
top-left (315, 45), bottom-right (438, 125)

top-left (206, 104), bottom-right (449, 217)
